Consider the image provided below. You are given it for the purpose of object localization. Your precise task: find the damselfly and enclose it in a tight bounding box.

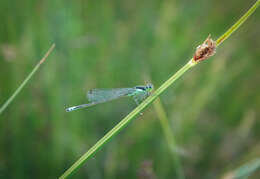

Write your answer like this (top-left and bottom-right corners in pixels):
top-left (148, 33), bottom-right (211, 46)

top-left (66, 84), bottom-right (153, 112)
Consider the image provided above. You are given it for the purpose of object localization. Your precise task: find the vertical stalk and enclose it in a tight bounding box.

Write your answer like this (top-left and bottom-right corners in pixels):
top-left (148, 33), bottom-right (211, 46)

top-left (153, 98), bottom-right (184, 179)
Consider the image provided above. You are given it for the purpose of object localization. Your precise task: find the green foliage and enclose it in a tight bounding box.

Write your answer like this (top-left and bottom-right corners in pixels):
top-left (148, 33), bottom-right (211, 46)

top-left (0, 0), bottom-right (259, 178)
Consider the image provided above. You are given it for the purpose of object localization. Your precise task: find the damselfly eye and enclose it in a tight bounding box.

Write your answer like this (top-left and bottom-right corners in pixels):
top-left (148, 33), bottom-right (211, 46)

top-left (146, 84), bottom-right (153, 89)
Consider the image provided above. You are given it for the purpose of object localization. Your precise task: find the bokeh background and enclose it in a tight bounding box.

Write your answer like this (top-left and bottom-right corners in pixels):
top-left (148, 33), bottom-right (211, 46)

top-left (0, 0), bottom-right (259, 178)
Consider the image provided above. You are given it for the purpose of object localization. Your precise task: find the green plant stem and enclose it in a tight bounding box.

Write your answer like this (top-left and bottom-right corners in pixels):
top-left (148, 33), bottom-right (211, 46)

top-left (153, 98), bottom-right (184, 179)
top-left (60, 1), bottom-right (259, 178)
top-left (216, 0), bottom-right (260, 46)
top-left (0, 44), bottom-right (55, 115)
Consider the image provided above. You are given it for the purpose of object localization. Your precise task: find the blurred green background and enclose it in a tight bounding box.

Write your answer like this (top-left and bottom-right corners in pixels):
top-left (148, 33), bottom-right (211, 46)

top-left (0, 0), bottom-right (259, 178)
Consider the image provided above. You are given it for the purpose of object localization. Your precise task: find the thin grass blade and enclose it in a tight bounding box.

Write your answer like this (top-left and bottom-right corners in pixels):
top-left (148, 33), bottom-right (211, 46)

top-left (0, 44), bottom-right (55, 115)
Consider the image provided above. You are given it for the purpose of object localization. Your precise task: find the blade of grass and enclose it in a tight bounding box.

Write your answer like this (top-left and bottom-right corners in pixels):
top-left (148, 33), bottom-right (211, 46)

top-left (222, 158), bottom-right (260, 179)
top-left (0, 43), bottom-right (55, 115)
top-left (153, 98), bottom-right (184, 179)
top-left (60, 1), bottom-right (259, 178)
top-left (216, 0), bottom-right (259, 47)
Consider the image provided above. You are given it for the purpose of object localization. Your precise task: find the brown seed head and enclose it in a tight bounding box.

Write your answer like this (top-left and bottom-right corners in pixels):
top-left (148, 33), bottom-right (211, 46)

top-left (193, 35), bottom-right (216, 62)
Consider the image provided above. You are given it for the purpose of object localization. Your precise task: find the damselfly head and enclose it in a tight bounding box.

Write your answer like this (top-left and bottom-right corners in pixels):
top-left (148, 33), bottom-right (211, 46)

top-left (146, 83), bottom-right (153, 91)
